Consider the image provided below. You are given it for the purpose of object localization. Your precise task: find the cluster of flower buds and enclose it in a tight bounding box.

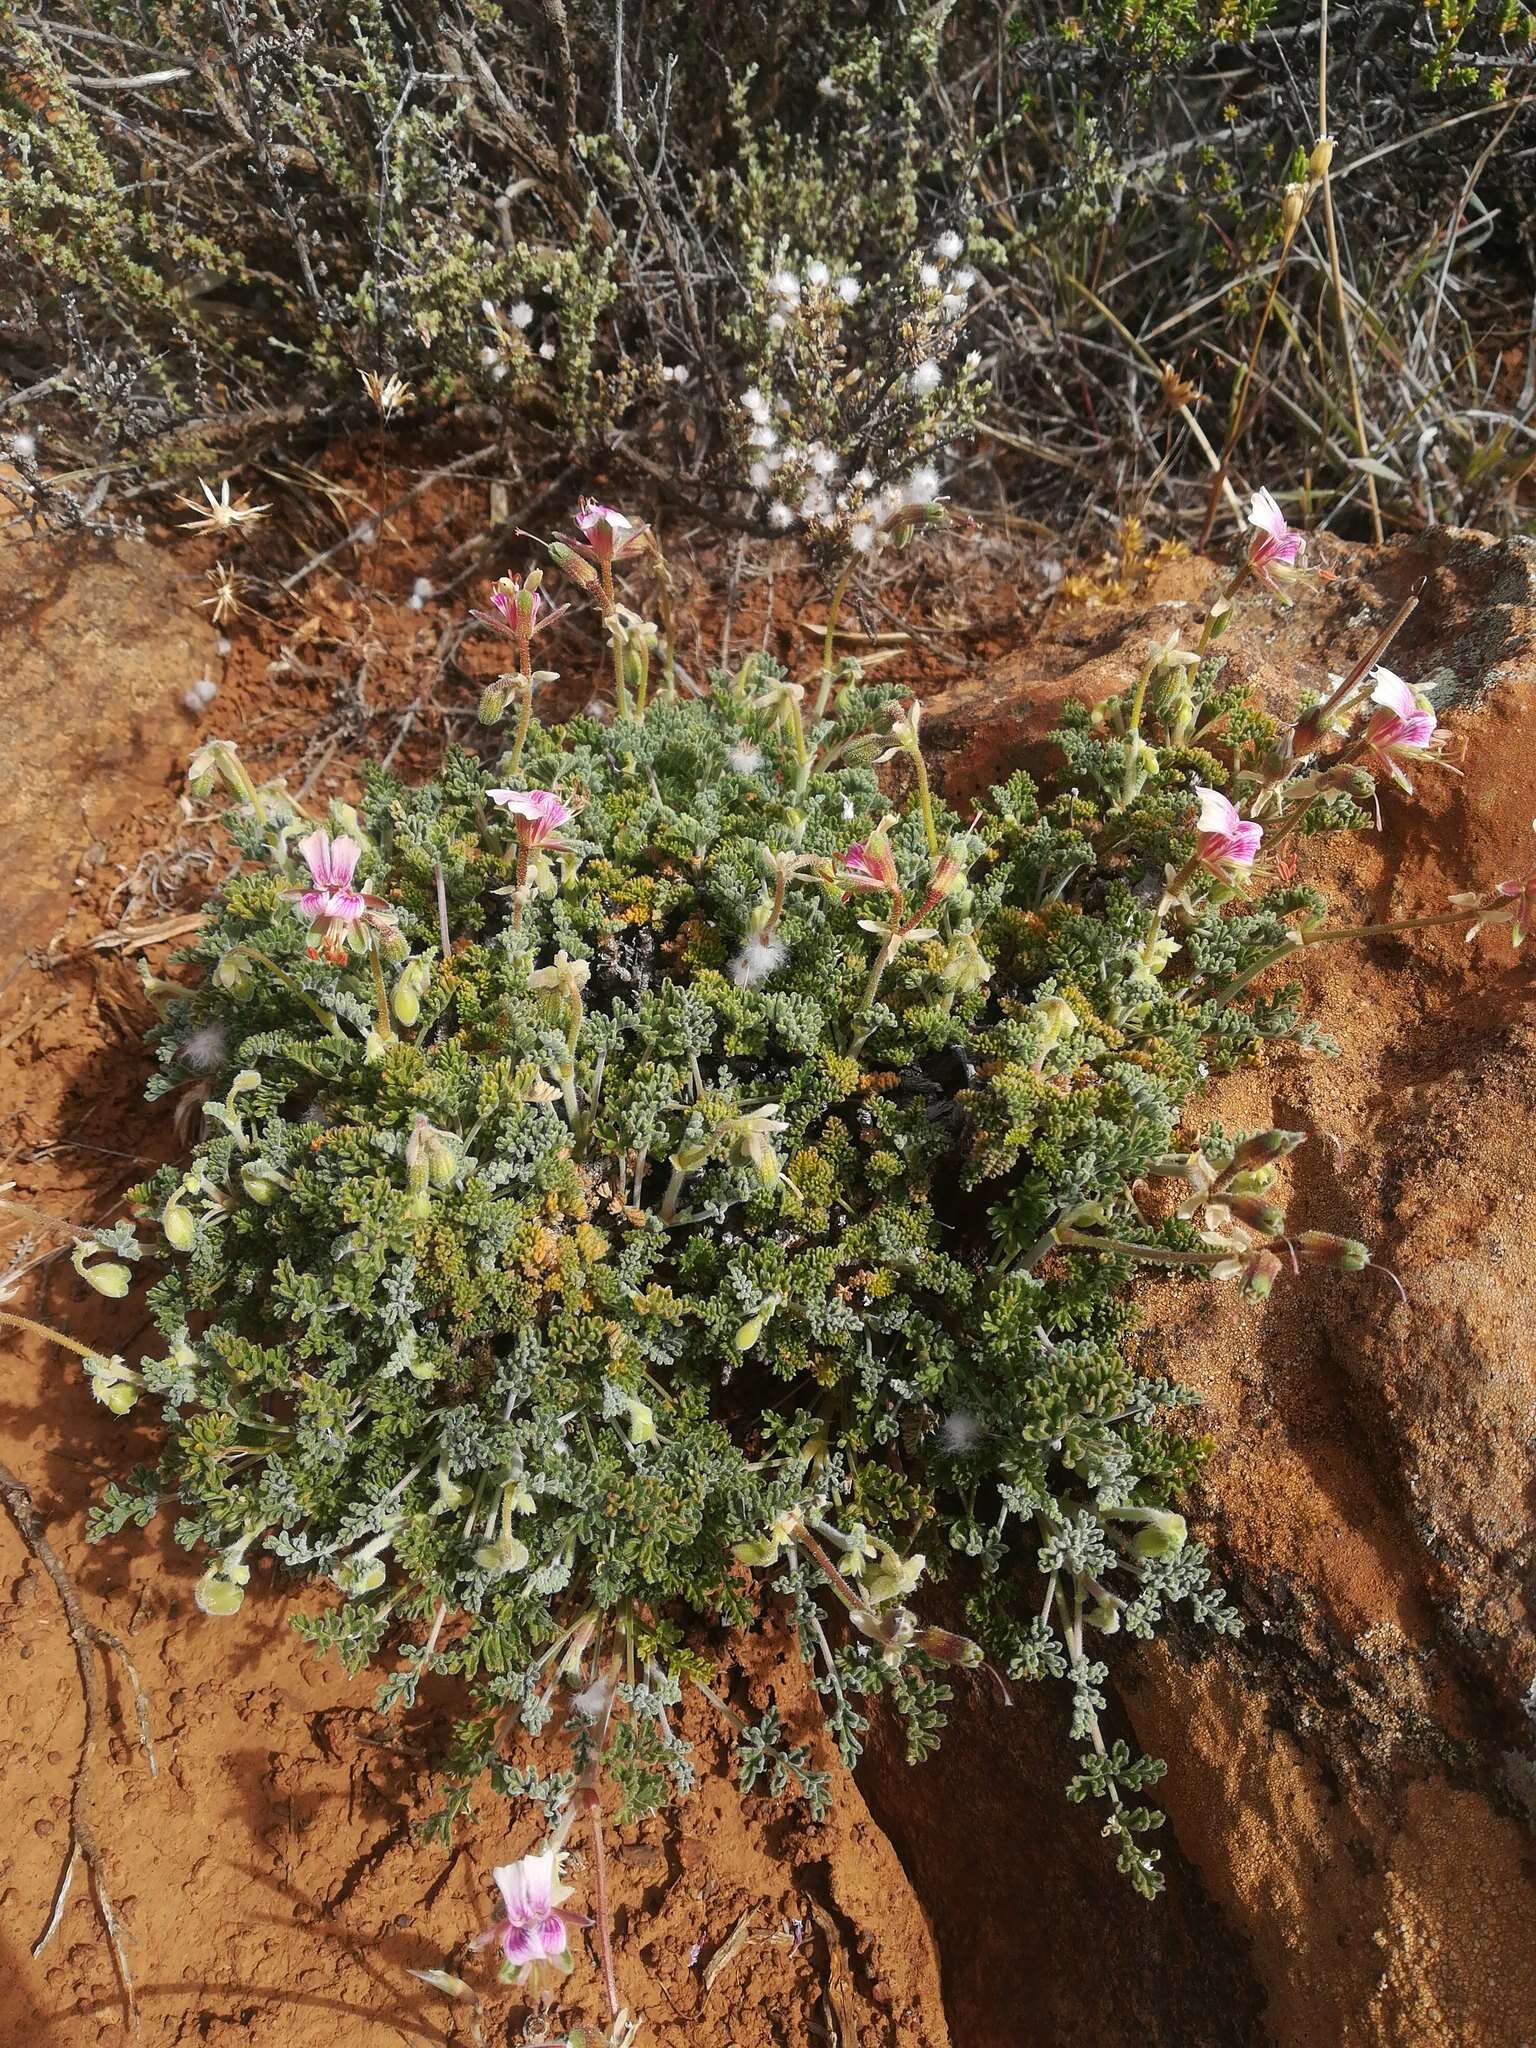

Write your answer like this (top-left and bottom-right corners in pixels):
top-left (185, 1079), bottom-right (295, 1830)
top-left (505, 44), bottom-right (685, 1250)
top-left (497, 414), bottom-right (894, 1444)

top-left (405, 1113), bottom-right (460, 1217)
top-left (472, 567), bottom-right (565, 727)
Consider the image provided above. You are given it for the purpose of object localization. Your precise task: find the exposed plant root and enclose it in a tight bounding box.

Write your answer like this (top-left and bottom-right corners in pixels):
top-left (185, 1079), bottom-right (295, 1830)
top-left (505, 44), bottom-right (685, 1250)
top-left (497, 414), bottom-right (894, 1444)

top-left (0, 1458), bottom-right (157, 2038)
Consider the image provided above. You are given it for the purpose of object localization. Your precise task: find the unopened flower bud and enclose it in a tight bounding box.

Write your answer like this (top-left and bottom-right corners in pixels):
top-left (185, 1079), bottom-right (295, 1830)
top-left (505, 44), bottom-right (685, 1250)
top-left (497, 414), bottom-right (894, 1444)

top-left (334, 1556), bottom-right (387, 1596)
top-left (241, 1165), bottom-right (280, 1206)
top-left (1294, 1230), bottom-right (1369, 1273)
top-left (478, 680), bottom-right (513, 725)
top-left (913, 1625), bottom-right (985, 1667)
top-left (392, 957), bottom-right (430, 1027)
top-left (1221, 1192), bottom-right (1286, 1237)
top-left (195, 1561), bottom-right (250, 1616)
top-left (1239, 1249), bottom-right (1285, 1301)
top-left (1308, 135), bottom-right (1335, 180)
top-left (433, 1456), bottom-right (469, 1513)
top-left (1085, 1596), bottom-right (1121, 1635)
top-left (98, 1380), bottom-right (139, 1416)
top-left (1205, 598), bottom-right (1233, 641)
top-left (546, 541), bottom-right (601, 594)
top-left (622, 1395), bottom-right (657, 1445)
top-left (1031, 995), bottom-right (1079, 1068)
top-left (1232, 1128), bottom-right (1305, 1169)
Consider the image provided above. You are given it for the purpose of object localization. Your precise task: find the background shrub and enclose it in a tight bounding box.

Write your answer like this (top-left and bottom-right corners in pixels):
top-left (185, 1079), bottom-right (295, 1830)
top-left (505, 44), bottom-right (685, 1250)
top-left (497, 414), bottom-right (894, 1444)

top-left (3, 1), bottom-right (1532, 542)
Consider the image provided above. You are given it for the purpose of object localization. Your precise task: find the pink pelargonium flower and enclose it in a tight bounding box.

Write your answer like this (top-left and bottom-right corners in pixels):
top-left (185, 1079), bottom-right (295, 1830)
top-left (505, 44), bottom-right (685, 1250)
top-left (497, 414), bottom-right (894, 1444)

top-left (839, 837), bottom-right (901, 896)
top-left (472, 1850), bottom-right (587, 1983)
top-left (488, 576), bottom-right (543, 632)
top-left (1194, 785), bottom-right (1263, 880)
top-left (1452, 824), bottom-right (1536, 950)
top-left (283, 830), bottom-right (394, 962)
top-left (1246, 488), bottom-right (1305, 589)
top-left (570, 500), bottom-right (648, 566)
top-left (487, 787), bottom-right (574, 851)
top-left (1364, 668), bottom-right (1453, 793)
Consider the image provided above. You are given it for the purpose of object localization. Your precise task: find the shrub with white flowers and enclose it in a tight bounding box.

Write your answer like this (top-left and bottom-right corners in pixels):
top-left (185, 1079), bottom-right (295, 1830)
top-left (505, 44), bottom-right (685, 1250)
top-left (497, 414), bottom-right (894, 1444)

top-left (729, 234), bottom-right (987, 560)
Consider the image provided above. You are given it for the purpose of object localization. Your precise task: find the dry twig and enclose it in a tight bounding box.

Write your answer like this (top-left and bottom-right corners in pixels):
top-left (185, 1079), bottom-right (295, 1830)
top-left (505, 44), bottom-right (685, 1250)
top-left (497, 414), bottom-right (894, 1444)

top-left (0, 1457), bottom-right (157, 2036)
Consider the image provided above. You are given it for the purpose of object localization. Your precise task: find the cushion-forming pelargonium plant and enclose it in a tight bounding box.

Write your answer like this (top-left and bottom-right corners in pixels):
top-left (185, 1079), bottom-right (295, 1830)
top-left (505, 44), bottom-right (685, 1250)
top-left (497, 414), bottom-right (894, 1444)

top-left (26, 491), bottom-right (1519, 1965)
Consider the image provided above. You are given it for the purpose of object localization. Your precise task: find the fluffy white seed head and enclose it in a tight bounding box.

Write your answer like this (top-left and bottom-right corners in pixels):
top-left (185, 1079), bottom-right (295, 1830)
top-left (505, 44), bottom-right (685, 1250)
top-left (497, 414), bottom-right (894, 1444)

top-left (729, 932), bottom-right (788, 987)
top-left (939, 1412), bottom-right (982, 1454)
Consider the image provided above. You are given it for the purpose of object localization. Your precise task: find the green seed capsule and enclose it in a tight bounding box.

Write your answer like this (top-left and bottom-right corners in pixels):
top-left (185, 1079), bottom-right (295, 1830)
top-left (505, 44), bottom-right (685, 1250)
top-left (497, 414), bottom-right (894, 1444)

top-left (1085, 1597), bottom-right (1121, 1635)
top-left (163, 1202), bottom-right (196, 1251)
top-left (241, 1166), bottom-right (279, 1206)
top-left (1130, 1510), bottom-right (1188, 1561)
top-left (213, 951), bottom-right (253, 996)
top-left (195, 1562), bottom-right (249, 1616)
top-left (80, 1259), bottom-right (132, 1299)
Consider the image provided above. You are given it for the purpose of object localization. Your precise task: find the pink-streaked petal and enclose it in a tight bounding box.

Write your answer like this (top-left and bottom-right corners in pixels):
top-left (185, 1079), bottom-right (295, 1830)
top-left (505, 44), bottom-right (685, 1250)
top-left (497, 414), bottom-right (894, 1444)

top-left (486, 787), bottom-right (534, 814)
top-left (296, 828), bottom-right (362, 891)
top-left (298, 888), bottom-right (330, 921)
top-left (1369, 669), bottom-right (1418, 721)
top-left (296, 828), bottom-right (332, 887)
top-left (499, 1921), bottom-right (542, 1967)
top-left (326, 888), bottom-right (367, 923)
top-left (325, 836), bottom-right (362, 887)
top-left (487, 789), bottom-right (571, 841)
top-left (532, 1912), bottom-right (568, 1960)
top-left (493, 1852), bottom-right (555, 1924)
top-left (1247, 488), bottom-right (1286, 542)
top-left (1194, 785), bottom-right (1239, 836)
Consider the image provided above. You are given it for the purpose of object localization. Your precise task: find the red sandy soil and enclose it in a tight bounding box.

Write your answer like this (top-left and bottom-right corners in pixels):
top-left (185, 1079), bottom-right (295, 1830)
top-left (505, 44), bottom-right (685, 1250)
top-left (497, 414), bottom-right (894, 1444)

top-left (2, 484), bottom-right (1533, 2047)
